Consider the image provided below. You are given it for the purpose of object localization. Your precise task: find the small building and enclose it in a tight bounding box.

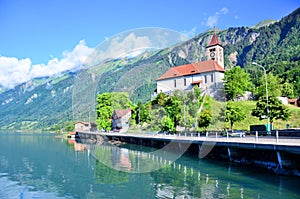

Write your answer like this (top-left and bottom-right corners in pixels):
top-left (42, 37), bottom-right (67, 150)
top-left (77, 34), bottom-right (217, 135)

top-left (75, 122), bottom-right (97, 132)
top-left (277, 97), bottom-right (289, 105)
top-left (288, 98), bottom-right (300, 107)
top-left (112, 109), bottom-right (132, 132)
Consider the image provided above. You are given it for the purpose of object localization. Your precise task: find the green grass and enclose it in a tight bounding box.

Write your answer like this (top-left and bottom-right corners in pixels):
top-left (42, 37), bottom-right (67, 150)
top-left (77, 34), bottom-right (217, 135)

top-left (51, 75), bottom-right (70, 85)
top-left (208, 100), bottom-right (300, 131)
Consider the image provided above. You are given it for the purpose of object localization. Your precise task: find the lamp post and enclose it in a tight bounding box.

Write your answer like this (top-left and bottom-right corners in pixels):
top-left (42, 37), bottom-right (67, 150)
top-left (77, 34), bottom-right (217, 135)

top-left (252, 62), bottom-right (270, 134)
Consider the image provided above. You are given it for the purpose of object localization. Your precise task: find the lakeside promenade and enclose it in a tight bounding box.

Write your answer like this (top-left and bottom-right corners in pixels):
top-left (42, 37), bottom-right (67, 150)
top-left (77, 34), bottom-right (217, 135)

top-left (76, 130), bottom-right (300, 175)
top-left (77, 131), bottom-right (300, 153)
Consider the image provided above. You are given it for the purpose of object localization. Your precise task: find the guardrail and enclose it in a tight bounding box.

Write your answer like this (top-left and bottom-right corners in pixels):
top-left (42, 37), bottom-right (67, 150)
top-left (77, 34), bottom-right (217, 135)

top-left (149, 130), bottom-right (300, 144)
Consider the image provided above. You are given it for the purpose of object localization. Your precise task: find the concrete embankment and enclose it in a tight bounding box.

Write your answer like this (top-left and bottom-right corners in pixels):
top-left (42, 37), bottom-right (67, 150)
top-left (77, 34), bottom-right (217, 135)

top-left (76, 131), bottom-right (300, 176)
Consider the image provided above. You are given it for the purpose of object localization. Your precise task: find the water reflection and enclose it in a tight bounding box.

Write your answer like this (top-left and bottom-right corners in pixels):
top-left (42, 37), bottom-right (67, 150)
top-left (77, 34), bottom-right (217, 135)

top-left (86, 139), bottom-right (193, 174)
top-left (68, 139), bottom-right (86, 151)
top-left (76, 138), bottom-right (300, 199)
top-left (0, 133), bottom-right (299, 199)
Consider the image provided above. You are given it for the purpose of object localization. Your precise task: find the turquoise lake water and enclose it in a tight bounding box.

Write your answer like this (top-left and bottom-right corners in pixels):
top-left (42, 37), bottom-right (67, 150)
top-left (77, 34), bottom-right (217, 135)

top-left (0, 132), bottom-right (299, 199)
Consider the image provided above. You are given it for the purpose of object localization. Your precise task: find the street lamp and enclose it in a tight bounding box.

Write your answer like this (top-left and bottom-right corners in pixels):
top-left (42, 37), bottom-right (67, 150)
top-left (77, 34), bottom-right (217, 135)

top-left (252, 62), bottom-right (270, 134)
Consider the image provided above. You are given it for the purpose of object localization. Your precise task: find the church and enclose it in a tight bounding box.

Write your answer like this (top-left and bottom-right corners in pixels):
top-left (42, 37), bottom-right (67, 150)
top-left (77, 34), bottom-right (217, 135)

top-left (156, 33), bottom-right (225, 99)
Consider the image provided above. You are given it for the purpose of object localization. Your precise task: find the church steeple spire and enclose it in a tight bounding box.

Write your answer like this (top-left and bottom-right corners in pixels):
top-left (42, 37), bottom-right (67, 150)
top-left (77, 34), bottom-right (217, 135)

top-left (208, 32), bottom-right (221, 47)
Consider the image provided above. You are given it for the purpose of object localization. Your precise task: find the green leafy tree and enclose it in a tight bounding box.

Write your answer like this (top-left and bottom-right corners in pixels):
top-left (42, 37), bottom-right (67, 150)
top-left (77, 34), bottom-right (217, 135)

top-left (282, 82), bottom-right (294, 98)
top-left (295, 76), bottom-right (300, 97)
top-left (147, 106), bottom-right (167, 131)
top-left (161, 116), bottom-right (175, 133)
top-left (252, 96), bottom-right (290, 124)
top-left (164, 95), bottom-right (182, 127)
top-left (174, 91), bottom-right (196, 129)
top-left (193, 85), bottom-right (201, 98)
top-left (223, 66), bottom-right (253, 100)
top-left (225, 101), bottom-right (246, 131)
top-left (134, 102), bottom-right (150, 125)
top-left (152, 92), bottom-right (167, 106)
top-left (197, 110), bottom-right (212, 131)
top-left (96, 92), bottom-right (113, 131)
top-left (256, 73), bottom-right (283, 98)
top-left (151, 90), bottom-right (202, 132)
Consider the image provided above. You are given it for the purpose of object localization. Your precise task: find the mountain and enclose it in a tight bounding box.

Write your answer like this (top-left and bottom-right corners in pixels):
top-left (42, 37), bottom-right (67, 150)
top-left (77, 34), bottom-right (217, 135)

top-left (0, 7), bottom-right (299, 131)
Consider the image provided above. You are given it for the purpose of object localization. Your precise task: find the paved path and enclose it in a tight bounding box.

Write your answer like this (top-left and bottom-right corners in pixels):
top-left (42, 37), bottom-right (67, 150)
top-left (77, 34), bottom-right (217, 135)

top-left (98, 132), bottom-right (300, 147)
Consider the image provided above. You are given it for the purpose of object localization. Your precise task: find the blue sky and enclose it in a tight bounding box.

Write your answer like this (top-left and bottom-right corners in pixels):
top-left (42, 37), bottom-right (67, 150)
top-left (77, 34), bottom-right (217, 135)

top-left (0, 0), bottom-right (299, 88)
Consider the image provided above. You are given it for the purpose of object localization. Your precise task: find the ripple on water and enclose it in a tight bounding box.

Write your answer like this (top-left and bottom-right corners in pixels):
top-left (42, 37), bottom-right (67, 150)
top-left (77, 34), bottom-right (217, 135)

top-left (0, 173), bottom-right (71, 199)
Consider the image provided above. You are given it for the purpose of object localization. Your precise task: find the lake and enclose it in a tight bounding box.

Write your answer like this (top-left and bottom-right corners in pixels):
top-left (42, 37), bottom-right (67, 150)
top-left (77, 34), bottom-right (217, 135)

top-left (0, 132), bottom-right (299, 199)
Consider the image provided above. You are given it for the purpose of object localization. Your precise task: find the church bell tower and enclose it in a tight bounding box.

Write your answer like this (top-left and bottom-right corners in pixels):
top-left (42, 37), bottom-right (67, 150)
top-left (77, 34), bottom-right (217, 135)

top-left (206, 32), bottom-right (224, 69)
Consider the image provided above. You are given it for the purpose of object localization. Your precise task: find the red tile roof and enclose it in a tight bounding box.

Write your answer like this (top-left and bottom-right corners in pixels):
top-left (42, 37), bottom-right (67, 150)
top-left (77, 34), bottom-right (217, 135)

top-left (156, 60), bottom-right (224, 81)
top-left (114, 109), bottom-right (131, 118)
top-left (208, 32), bottom-right (221, 47)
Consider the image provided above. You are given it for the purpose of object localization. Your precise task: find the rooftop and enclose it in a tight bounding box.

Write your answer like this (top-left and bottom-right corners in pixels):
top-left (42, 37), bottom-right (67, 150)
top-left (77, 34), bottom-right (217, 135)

top-left (207, 32), bottom-right (221, 47)
top-left (114, 109), bottom-right (131, 118)
top-left (156, 60), bottom-right (224, 81)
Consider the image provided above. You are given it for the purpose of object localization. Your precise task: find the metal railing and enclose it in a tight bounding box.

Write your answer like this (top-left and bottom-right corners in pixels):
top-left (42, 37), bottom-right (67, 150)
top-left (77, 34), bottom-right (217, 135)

top-left (156, 130), bottom-right (294, 144)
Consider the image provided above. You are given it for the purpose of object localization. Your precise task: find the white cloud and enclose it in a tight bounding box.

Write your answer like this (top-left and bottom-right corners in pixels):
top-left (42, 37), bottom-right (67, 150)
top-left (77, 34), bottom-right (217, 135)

top-left (0, 40), bottom-right (93, 89)
top-left (95, 33), bottom-right (152, 60)
top-left (0, 57), bottom-right (31, 88)
top-left (206, 7), bottom-right (229, 28)
top-left (220, 7), bottom-right (229, 15)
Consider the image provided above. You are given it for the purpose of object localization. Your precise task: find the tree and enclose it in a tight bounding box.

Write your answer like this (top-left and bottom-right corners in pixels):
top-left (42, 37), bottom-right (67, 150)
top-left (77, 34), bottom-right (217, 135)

top-left (147, 106), bottom-right (167, 131)
top-left (223, 66), bottom-right (253, 100)
top-left (164, 95), bottom-right (182, 127)
top-left (252, 96), bottom-right (290, 124)
top-left (294, 76), bottom-right (300, 97)
top-left (96, 92), bottom-right (113, 131)
top-left (225, 101), bottom-right (246, 131)
top-left (151, 90), bottom-right (201, 132)
top-left (152, 92), bottom-right (167, 106)
top-left (161, 116), bottom-right (175, 133)
top-left (197, 110), bottom-right (212, 131)
top-left (134, 102), bottom-right (150, 125)
top-left (193, 85), bottom-right (201, 98)
top-left (256, 73), bottom-right (283, 98)
top-left (282, 82), bottom-right (294, 98)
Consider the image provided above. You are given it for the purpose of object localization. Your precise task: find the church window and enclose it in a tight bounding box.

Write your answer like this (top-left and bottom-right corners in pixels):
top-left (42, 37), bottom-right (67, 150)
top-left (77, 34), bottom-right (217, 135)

top-left (174, 79), bottom-right (177, 88)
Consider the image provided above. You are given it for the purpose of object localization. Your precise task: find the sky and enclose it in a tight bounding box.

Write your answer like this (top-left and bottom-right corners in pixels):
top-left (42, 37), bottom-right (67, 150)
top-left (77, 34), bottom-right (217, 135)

top-left (0, 0), bottom-right (299, 89)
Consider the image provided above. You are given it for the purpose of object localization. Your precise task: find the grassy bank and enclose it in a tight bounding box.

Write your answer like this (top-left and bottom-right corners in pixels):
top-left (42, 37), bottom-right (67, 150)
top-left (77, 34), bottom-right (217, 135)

top-left (208, 100), bottom-right (300, 131)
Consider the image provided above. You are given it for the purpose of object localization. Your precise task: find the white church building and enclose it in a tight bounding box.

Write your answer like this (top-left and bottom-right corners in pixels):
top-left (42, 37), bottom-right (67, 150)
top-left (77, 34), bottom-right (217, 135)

top-left (156, 33), bottom-right (225, 99)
